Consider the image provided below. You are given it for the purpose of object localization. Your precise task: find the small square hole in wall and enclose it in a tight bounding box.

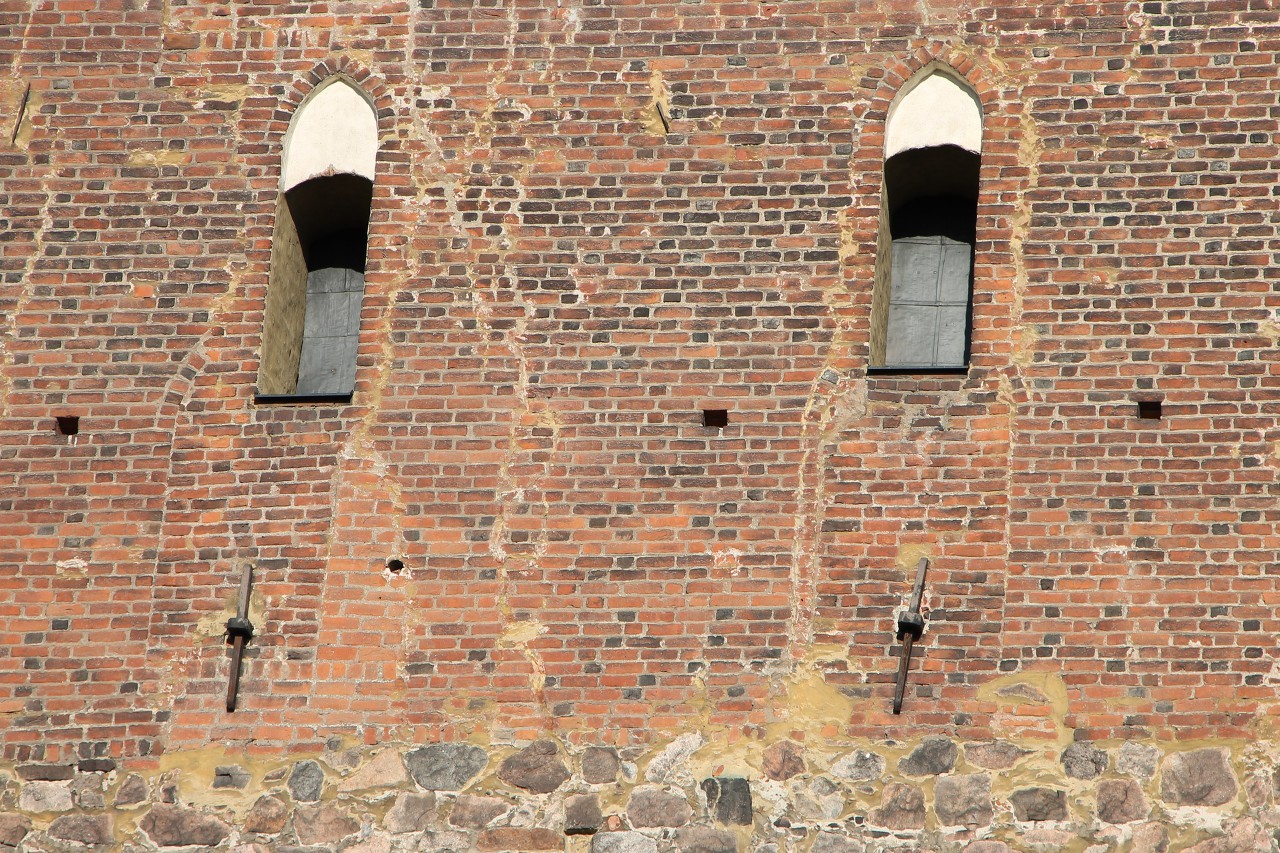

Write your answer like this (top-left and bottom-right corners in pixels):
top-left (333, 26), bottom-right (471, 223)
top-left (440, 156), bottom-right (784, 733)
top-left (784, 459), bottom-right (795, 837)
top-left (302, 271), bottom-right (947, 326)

top-left (1137, 400), bottom-right (1162, 420)
top-left (702, 409), bottom-right (729, 429)
top-left (55, 415), bottom-right (79, 436)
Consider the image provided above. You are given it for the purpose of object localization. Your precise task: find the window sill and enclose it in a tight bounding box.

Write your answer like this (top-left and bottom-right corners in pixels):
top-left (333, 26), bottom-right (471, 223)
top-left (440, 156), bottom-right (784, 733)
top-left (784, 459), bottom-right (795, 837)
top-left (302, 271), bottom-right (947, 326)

top-left (866, 366), bottom-right (969, 377)
top-left (254, 392), bottom-right (354, 405)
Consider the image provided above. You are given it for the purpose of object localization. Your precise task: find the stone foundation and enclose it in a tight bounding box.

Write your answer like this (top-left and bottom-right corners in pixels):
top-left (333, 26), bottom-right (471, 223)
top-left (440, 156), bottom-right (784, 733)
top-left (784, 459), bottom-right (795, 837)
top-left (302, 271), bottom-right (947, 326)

top-left (4, 735), bottom-right (1277, 852)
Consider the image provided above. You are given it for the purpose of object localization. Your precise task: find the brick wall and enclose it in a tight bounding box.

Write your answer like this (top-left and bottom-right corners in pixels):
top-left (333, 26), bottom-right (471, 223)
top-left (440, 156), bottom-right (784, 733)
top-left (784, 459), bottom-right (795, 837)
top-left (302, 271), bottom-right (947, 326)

top-left (2, 1), bottom-right (1279, 849)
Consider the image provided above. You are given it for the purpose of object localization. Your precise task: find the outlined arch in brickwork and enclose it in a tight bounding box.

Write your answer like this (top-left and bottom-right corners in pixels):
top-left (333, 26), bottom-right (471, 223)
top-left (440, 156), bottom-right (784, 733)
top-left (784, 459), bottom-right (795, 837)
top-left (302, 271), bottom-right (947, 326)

top-left (147, 59), bottom-right (406, 745)
top-left (817, 45), bottom-right (1018, 734)
top-left (151, 58), bottom-right (394, 422)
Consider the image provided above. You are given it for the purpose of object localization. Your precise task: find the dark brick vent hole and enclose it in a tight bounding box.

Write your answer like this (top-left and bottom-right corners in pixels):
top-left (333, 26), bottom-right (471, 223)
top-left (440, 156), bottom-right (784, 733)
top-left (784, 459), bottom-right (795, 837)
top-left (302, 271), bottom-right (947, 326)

top-left (55, 415), bottom-right (80, 436)
top-left (702, 409), bottom-right (729, 429)
top-left (386, 558), bottom-right (404, 573)
top-left (1137, 400), bottom-right (1163, 420)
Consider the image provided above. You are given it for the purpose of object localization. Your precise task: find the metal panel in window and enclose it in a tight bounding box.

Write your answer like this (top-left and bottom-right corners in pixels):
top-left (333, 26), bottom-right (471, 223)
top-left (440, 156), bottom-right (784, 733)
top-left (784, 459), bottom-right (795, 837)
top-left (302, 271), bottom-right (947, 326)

top-left (885, 235), bottom-right (972, 368)
top-left (295, 267), bottom-right (364, 395)
top-left (891, 237), bottom-right (944, 303)
top-left (938, 239), bottom-right (972, 302)
top-left (884, 304), bottom-right (940, 367)
top-left (935, 305), bottom-right (969, 366)
top-left (296, 335), bottom-right (358, 395)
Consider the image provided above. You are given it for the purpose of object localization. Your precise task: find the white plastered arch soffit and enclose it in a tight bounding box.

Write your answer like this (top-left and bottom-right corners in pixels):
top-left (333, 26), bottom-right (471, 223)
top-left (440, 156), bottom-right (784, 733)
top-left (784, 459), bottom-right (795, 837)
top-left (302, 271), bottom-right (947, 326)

top-left (280, 76), bottom-right (379, 191)
top-left (884, 66), bottom-right (983, 159)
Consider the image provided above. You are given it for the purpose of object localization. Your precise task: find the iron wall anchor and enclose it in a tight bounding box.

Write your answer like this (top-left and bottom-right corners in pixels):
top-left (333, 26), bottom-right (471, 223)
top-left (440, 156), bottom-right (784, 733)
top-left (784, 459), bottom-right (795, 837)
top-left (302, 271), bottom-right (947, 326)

top-left (892, 557), bottom-right (929, 715)
top-left (225, 565), bottom-right (255, 712)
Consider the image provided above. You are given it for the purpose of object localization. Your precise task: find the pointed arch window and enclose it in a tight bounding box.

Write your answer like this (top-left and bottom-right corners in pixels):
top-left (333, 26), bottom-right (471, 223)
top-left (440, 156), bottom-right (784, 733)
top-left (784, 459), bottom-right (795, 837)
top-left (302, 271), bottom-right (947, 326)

top-left (257, 77), bottom-right (377, 402)
top-left (870, 69), bottom-right (982, 373)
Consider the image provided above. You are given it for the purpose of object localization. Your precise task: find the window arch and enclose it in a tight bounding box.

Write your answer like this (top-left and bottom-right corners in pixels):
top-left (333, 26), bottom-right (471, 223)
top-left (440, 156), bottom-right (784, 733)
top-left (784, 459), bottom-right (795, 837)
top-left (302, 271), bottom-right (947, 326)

top-left (870, 68), bottom-right (982, 371)
top-left (258, 77), bottom-right (377, 401)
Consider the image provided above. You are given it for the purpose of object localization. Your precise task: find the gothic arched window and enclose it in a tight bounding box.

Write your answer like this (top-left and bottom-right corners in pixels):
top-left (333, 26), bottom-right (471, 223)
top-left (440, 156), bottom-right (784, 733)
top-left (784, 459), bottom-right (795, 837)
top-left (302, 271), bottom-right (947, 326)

top-left (870, 69), bottom-right (982, 372)
top-left (257, 77), bottom-right (377, 401)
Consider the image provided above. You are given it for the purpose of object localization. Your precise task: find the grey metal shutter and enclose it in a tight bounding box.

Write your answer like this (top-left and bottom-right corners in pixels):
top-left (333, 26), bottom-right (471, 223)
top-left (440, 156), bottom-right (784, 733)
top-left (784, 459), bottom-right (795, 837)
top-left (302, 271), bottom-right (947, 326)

top-left (295, 267), bottom-right (364, 395)
top-left (883, 235), bottom-right (972, 368)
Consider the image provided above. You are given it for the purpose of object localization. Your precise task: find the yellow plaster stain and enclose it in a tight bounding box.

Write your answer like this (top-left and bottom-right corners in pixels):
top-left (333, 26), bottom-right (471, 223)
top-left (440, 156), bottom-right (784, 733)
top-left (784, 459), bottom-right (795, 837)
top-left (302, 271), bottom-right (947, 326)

top-left (193, 577), bottom-right (266, 640)
top-left (774, 643), bottom-right (857, 735)
top-left (155, 745), bottom-right (296, 811)
top-left (196, 83), bottom-right (250, 104)
top-left (1258, 316), bottom-right (1280, 346)
top-left (894, 543), bottom-right (933, 573)
top-left (645, 69), bottom-right (672, 136)
top-left (497, 618), bottom-right (550, 698)
top-left (1010, 109), bottom-right (1043, 368)
top-left (1013, 318), bottom-right (1039, 368)
top-left (126, 148), bottom-right (189, 167)
top-left (0, 78), bottom-right (37, 148)
top-left (978, 670), bottom-right (1070, 743)
top-left (837, 208), bottom-right (857, 265)
top-left (497, 619), bottom-right (546, 649)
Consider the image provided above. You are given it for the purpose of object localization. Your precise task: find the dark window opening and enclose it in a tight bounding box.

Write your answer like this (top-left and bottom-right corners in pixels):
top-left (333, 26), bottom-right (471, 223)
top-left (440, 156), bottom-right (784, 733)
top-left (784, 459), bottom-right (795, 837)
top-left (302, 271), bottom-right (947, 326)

top-left (1137, 400), bottom-right (1163, 420)
top-left (702, 409), bottom-right (729, 429)
top-left (55, 415), bottom-right (79, 436)
top-left (258, 174), bottom-right (372, 401)
top-left (872, 144), bottom-right (980, 371)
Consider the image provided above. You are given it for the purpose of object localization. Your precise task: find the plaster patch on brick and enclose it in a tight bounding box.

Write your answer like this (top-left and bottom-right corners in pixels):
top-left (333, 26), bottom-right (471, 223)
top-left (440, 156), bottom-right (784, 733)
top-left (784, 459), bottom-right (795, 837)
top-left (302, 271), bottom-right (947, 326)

top-left (10, 86), bottom-right (38, 149)
top-left (836, 208), bottom-right (859, 269)
top-left (190, 581), bottom-right (266, 643)
top-left (1257, 315), bottom-right (1280, 347)
top-left (1010, 109), bottom-right (1043, 369)
top-left (644, 70), bottom-right (672, 137)
top-left (785, 417), bottom-right (830, 666)
top-left (125, 148), bottom-right (190, 168)
top-left (775, 644), bottom-right (857, 737)
top-left (551, 2), bottom-right (582, 43)
top-left (0, 168), bottom-right (52, 418)
top-left (54, 557), bottom-right (88, 577)
top-left (977, 672), bottom-right (1069, 743)
top-left (0, 77), bottom-right (30, 144)
top-left (498, 620), bottom-right (550, 697)
top-left (196, 83), bottom-right (250, 111)
top-left (467, 124), bottom-right (563, 728)
top-left (784, 324), bottom-right (866, 671)
top-left (1125, 6), bottom-right (1155, 47)
top-left (710, 545), bottom-right (742, 575)
top-left (459, 0), bottom-right (523, 159)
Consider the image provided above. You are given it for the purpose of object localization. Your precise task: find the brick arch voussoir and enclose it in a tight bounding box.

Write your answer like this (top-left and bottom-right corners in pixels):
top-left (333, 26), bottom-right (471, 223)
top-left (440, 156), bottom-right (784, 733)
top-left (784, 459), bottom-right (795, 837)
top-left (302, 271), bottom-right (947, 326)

top-left (866, 42), bottom-right (997, 130)
top-left (278, 56), bottom-right (396, 135)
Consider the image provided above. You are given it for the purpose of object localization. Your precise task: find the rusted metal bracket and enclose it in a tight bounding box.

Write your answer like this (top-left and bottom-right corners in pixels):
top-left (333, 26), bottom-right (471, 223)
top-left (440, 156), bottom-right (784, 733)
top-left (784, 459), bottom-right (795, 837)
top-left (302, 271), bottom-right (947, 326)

top-left (892, 557), bottom-right (929, 715)
top-left (225, 565), bottom-right (255, 712)
top-left (655, 101), bottom-right (671, 134)
top-left (11, 82), bottom-right (30, 145)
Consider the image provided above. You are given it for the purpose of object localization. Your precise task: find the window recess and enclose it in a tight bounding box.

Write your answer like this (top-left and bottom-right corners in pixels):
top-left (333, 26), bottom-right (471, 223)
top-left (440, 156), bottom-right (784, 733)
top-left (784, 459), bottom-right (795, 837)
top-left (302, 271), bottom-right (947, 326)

top-left (869, 69), bottom-right (982, 374)
top-left (257, 77), bottom-right (377, 403)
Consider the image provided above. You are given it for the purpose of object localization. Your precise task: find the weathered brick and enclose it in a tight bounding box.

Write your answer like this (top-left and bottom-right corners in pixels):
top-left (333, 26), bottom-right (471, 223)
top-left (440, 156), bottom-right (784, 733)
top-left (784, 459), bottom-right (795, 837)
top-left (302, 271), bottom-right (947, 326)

top-left (1, 3), bottom-right (1278, 850)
